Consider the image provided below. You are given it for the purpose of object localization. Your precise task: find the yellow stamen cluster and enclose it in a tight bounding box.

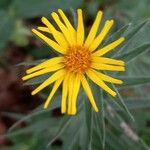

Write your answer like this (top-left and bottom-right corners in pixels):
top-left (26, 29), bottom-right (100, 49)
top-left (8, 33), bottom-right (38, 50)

top-left (64, 46), bottom-right (91, 73)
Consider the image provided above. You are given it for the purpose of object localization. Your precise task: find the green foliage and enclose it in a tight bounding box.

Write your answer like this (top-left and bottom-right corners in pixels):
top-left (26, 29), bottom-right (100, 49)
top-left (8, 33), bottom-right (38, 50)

top-left (0, 10), bottom-right (15, 52)
top-left (0, 0), bottom-right (82, 51)
top-left (0, 0), bottom-right (150, 149)
top-left (5, 19), bottom-right (150, 150)
top-left (10, 20), bottom-right (31, 46)
top-left (0, 0), bottom-right (13, 9)
top-left (11, 0), bottom-right (83, 19)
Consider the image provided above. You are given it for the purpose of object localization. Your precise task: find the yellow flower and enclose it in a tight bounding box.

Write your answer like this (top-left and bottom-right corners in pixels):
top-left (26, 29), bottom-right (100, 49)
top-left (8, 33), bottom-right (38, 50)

top-left (22, 9), bottom-right (125, 115)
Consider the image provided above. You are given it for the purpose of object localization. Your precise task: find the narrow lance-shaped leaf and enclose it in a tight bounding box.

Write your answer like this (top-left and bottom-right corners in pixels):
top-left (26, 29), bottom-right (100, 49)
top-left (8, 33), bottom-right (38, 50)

top-left (111, 84), bottom-right (134, 121)
top-left (106, 129), bottom-right (129, 150)
top-left (123, 20), bottom-right (147, 41)
top-left (109, 99), bottom-right (150, 110)
top-left (47, 115), bottom-right (72, 147)
top-left (113, 20), bottom-right (148, 57)
top-left (16, 59), bottom-right (45, 66)
top-left (119, 76), bottom-right (150, 87)
top-left (47, 91), bottom-right (84, 147)
top-left (88, 81), bottom-right (106, 149)
top-left (8, 95), bottom-right (61, 132)
top-left (94, 89), bottom-right (106, 148)
top-left (6, 119), bottom-right (57, 138)
top-left (83, 87), bottom-right (93, 149)
top-left (24, 73), bottom-right (50, 85)
top-left (63, 115), bottom-right (81, 150)
top-left (100, 90), bottom-right (105, 148)
top-left (117, 42), bottom-right (150, 63)
top-left (0, 11), bottom-right (15, 52)
top-left (11, 0), bottom-right (83, 18)
top-left (103, 23), bottom-right (131, 46)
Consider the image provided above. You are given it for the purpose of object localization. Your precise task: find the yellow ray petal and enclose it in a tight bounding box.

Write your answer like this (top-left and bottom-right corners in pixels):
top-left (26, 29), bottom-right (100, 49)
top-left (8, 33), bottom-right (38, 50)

top-left (51, 12), bottom-right (75, 45)
top-left (86, 69), bottom-right (116, 96)
top-left (44, 78), bottom-right (63, 109)
top-left (77, 9), bottom-right (84, 45)
top-left (61, 72), bottom-right (69, 113)
top-left (71, 74), bottom-right (81, 115)
top-left (92, 37), bottom-right (125, 56)
top-left (37, 27), bottom-right (51, 33)
top-left (26, 57), bottom-right (63, 74)
top-left (68, 74), bottom-right (74, 115)
top-left (81, 75), bottom-right (99, 112)
top-left (32, 29), bottom-right (65, 54)
top-left (92, 56), bottom-right (125, 66)
top-left (84, 11), bottom-right (103, 47)
top-left (91, 69), bottom-right (123, 84)
top-left (91, 63), bottom-right (125, 71)
top-left (31, 69), bottom-right (65, 95)
top-left (22, 64), bottom-right (64, 81)
top-left (89, 20), bottom-right (114, 51)
top-left (58, 9), bottom-right (76, 35)
top-left (41, 17), bottom-right (68, 49)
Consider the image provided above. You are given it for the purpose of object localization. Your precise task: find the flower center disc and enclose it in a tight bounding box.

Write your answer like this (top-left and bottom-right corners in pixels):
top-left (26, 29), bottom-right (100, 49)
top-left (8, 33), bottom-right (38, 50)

top-left (64, 46), bottom-right (92, 73)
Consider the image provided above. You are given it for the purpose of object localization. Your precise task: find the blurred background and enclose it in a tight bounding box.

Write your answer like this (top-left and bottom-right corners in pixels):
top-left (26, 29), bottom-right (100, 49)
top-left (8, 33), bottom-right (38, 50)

top-left (0, 0), bottom-right (150, 149)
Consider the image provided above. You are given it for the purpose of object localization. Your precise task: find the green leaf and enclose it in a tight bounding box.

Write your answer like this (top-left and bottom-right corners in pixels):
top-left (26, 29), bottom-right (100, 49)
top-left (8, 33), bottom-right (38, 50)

top-left (0, 10), bottom-right (15, 52)
top-left (1, 112), bottom-right (25, 120)
top-left (85, 81), bottom-right (105, 149)
top-left (29, 45), bottom-right (57, 59)
top-left (61, 115), bottom-right (81, 150)
top-left (8, 95), bottom-right (60, 132)
top-left (94, 89), bottom-right (106, 148)
top-left (123, 20), bottom-right (147, 41)
top-left (47, 92), bottom-right (84, 148)
top-left (104, 23), bottom-right (131, 45)
top-left (117, 42), bottom-right (150, 63)
top-left (64, 130), bottom-right (79, 150)
top-left (47, 116), bottom-right (72, 147)
top-left (83, 83), bottom-right (92, 132)
top-left (106, 130), bottom-right (127, 150)
top-left (110, 99), bottom-right (150, 110)
top-left (119, 76), bottom-right (150, 87)
top-left (7, 119), bottom-right (58, 137)
top-left (113, 20), bottom-right (148, 57)
top-left (11, 0), bottom-right (83, 19)
top-left (24, 73), bottom-right (50, 85)
top-left (17, 59), bottom-right (45, 66)
top-left (111, 84), bottom-right (134, 121)
top-left (10, 20), bottom-right (31, 47)
top-left (0, 0), bottom-right (13, 9)
top-left (104, 102), bottom-right (123, 132)
top-left (100, 91), bottom-right (106, 148)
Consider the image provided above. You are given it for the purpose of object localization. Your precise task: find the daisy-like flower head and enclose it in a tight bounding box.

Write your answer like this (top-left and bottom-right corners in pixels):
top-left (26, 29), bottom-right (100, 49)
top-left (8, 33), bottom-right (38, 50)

top-left (22, 9), bottom-right (125, 115)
